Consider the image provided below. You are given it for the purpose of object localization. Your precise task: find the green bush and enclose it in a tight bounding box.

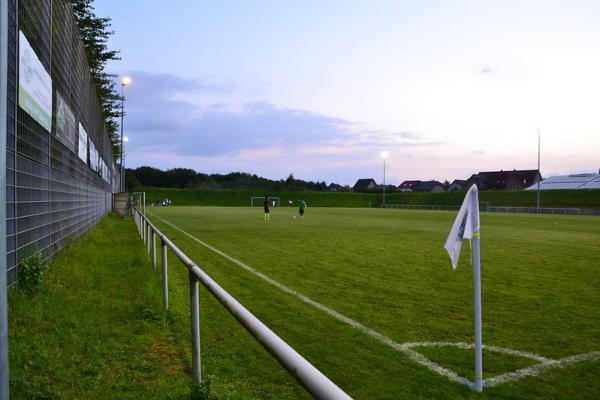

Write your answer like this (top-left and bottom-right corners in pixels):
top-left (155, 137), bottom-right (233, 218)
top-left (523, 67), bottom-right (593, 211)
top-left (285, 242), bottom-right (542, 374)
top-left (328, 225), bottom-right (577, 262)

top-left (18, 251), bottom-right (46, 293)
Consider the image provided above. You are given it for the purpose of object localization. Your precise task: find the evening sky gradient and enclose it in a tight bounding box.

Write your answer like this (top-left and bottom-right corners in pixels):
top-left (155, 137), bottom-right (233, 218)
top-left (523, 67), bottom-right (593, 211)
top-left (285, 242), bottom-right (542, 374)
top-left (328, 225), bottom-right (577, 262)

top-left (96, 0), bottom-right (600, 185)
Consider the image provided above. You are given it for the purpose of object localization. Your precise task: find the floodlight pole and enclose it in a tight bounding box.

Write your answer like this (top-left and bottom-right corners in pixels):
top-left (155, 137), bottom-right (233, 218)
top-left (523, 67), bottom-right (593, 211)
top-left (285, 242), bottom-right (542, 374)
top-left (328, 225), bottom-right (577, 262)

top-left (380, 151), bottom-right (389, 207)
top-left (119, 77), bottom-right (131, 192)
top-left (536, 130), bottom-right (541, 214)
top-left (120, 84), bottom-right (125, 192)
top-left (383, 157), bottom-right (386, 207)
top-left (0, 0), bottom-right (10, 397)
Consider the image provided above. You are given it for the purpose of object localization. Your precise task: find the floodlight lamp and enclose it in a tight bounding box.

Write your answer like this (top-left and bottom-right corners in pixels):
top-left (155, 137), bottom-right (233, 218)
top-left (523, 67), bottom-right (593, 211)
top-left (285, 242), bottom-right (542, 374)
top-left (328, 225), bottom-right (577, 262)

top-left (123, 136), bottom-right (129, 142)
top-left (380, 151), bottom-right (389, 159)
top-left (122, 76), bottom-right (132, 86)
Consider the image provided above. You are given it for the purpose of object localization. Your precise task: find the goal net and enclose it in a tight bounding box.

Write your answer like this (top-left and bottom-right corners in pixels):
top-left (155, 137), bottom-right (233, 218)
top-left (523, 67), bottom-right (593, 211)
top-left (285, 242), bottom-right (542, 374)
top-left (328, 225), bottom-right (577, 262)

top-left (250, 196), bottom-right (280, 207)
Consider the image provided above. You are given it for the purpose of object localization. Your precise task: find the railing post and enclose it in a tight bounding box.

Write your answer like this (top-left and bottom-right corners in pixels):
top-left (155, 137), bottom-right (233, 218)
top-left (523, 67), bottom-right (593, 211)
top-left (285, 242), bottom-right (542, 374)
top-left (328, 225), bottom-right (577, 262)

top-left (152, 231), bottom-right (157, 269)
top-left (142, 218), bottom-right (146, 244)
top-left (147, 224), bottom-right (151, 255)
top-left (137, 211), bottom-right (141, 237)
top-left (161, 239), bottom-right (169, 309)
top-left (189, 271), bottom-right (201, 385)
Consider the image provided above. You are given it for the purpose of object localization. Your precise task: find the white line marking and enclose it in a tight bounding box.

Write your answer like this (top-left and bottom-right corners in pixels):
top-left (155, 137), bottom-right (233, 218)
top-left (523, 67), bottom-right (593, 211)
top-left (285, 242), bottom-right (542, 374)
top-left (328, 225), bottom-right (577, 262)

top-left (403, 342), bottom-right (550, 363)
top-left (485, 351), bottom-right (600, 387)
top-left (147, 211), bottom-right (600, 389)
top-left (401, 342), bottom-right (600, 387)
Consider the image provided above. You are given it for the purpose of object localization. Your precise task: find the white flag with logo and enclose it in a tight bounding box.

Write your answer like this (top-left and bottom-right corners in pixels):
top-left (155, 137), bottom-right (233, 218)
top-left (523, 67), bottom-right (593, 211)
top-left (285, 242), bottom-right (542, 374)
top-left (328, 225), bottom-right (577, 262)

top-left (444, 184), bottom-right (480, 269)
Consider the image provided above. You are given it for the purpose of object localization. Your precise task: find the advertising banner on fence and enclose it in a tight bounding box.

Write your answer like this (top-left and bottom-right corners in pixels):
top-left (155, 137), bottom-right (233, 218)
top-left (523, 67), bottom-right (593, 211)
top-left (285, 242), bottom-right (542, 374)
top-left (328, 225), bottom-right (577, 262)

top-left (100, 160), bottom-right (110, 183)
top-left (78, 123), bottom-right (88, 163)
top-left (89, 140), bottom-right (99, 172)
top-left (55, 92), bottom-right (77, 152)
top-left (18, 31), bottom-right (52, 132)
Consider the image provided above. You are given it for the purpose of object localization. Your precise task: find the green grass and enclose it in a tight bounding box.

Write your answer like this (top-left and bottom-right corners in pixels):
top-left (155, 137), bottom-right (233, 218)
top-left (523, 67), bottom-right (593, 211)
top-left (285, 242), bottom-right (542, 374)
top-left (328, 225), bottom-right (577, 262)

top-left (9, 208), bottom-right (600, 399)
top-left (142, 187), bottom-right (600, 209)
top-left (141, 206), bottom-right (600, 399)
top-left (8, 215), bottom-right (197, 399)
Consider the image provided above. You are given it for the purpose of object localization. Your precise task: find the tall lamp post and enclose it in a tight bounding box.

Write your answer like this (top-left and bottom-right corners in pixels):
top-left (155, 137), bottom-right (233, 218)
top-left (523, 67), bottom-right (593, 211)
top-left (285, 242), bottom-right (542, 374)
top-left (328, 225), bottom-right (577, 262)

top-left (120, 76), bottom-right (131, 192)
top-left (535, 129), bottom-right (541, 213)
top-left (380, 151), bottom-right (389, 207)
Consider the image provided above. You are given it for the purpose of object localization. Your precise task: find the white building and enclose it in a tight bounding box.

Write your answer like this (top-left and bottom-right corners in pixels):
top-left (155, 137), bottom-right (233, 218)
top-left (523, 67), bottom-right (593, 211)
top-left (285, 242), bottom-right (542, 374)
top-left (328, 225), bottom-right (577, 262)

top-left (526, 172), bottom-right (600, 190)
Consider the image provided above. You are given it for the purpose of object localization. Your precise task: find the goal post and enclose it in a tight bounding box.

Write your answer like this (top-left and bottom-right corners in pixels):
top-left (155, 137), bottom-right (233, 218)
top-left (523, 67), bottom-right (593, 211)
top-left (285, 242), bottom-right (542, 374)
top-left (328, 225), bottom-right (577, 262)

top-left (250, 196), bottom-right (280, 207)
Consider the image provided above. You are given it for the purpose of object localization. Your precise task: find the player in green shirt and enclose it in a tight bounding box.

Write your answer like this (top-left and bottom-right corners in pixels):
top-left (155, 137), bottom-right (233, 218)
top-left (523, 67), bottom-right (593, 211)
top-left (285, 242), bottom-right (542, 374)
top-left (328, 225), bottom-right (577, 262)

top-left (298, 200), bottom-right (306, 220)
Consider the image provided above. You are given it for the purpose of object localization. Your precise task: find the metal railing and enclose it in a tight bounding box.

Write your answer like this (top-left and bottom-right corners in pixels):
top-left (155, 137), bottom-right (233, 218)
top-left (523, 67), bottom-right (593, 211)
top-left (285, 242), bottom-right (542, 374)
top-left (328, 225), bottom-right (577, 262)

top-left (487, 206), bottom-right (600, 215)
top-left (383, 203), bottom-right (600, 216)
top-left (383, 204), bottom-right (461, 211)
top-left (132, 208), bottom-right (352, 400)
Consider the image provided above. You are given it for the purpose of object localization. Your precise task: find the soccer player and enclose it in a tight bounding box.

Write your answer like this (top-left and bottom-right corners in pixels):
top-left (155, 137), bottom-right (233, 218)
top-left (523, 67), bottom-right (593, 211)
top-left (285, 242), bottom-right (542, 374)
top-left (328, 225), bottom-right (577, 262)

top-left (299, 199), bottom-right (306, 220)
top-left (263, 196), bottom-right (270, 221)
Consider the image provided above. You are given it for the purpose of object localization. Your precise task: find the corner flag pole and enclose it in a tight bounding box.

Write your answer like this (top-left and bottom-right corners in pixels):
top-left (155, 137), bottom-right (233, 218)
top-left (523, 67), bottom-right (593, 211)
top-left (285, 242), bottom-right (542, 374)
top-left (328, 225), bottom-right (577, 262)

top-left (471, 198), bottom-right (483, 392)
top-left (444, 184), bottom-right (483, 392)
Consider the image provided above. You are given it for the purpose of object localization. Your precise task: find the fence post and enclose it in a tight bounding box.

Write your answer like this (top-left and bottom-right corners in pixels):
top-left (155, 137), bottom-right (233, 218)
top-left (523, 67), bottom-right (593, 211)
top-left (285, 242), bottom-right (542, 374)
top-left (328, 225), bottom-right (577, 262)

top-left (142, 218), bottom-right (146, 244)
top-left (189, 271), bottom-right (201, 385)
top-left (152, 231), bottom-right (157, 269)
top-left (0, 0), bottom-right (9, 395)
top-left (161, 239), bottom-right (169, 310)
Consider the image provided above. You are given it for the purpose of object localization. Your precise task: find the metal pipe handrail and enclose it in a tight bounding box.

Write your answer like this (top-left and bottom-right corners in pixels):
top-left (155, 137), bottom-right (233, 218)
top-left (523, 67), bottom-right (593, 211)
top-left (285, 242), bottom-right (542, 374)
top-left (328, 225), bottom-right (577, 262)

top-left (133, 208), bottom-right (352, 400)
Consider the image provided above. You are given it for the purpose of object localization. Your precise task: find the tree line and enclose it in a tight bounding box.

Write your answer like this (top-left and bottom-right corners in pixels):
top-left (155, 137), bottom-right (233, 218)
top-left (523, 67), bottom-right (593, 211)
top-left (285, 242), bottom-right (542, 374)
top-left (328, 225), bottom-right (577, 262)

top-left (126, 166), bottom-right (337, 191)
top-left (70, 0), bottom-right (122, 159)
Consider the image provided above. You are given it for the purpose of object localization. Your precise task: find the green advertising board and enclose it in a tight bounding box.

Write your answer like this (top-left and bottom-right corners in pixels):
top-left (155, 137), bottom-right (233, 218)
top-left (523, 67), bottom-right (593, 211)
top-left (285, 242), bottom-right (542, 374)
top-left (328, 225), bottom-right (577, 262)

top-left (55, 92), bottom-right (77, 152)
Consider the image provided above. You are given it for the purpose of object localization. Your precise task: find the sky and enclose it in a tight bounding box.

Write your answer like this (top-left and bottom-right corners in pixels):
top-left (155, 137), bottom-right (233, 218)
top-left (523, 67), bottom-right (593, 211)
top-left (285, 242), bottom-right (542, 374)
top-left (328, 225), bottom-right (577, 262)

top-left (95, 0), bottom-right (600, 186)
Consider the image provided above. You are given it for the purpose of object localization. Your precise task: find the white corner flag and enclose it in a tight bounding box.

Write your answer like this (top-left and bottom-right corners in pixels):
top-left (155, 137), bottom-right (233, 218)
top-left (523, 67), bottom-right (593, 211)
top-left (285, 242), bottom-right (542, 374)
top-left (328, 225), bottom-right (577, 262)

top-left (444, 184), bottom-right (484, 392)
top-left (444, 184), bottom-right (480, 269)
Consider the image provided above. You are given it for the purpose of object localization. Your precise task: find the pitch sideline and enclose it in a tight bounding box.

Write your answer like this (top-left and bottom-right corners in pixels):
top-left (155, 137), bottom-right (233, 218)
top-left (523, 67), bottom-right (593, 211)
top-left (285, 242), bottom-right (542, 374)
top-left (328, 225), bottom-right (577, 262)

top-left (147, 211), bottom-right (600, 389)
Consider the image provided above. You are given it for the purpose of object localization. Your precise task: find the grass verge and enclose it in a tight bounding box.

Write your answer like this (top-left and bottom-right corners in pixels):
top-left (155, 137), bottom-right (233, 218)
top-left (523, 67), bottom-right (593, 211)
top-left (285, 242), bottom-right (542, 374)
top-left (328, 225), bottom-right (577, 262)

top-left (8, 214), bottom-right (199, 399)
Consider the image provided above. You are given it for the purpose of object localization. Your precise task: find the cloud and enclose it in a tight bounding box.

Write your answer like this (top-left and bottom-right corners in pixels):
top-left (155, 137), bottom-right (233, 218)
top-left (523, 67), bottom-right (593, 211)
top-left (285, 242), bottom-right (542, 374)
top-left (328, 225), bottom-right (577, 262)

top-left (122, 71), bottom-right (438, 160)
top-left (478, 67), bottom-right (495, 75)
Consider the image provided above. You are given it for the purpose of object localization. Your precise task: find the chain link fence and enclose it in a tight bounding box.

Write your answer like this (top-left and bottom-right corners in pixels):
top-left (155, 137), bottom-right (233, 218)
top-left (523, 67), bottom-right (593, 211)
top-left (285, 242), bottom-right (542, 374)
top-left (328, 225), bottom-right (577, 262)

top-left (5, 0), bottom-right (120, 286)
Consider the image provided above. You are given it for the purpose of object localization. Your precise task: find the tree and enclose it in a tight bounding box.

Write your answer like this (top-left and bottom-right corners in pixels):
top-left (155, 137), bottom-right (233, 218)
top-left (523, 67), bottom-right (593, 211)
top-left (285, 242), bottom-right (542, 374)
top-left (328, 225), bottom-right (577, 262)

top-left (69, 0), bottom-right (122, 159)
top-left (124, 169), bottom-right (142, 190)
top-left (127, 166), bottom-right (347, 192)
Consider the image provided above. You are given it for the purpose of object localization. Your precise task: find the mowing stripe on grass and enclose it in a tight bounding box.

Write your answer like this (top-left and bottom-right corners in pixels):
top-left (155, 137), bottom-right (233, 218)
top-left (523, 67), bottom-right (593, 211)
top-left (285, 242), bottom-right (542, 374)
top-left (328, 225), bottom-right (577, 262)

top-left (148, 212), bottom-right (473, 386)
top-left (147, 211), bottom-right (600, 390)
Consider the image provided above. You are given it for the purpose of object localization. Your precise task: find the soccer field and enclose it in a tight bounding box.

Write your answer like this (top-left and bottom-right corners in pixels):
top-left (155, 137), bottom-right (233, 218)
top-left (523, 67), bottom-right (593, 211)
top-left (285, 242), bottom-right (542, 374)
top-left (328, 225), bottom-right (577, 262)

top-left (146, 206), bottom-right (600, 399)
